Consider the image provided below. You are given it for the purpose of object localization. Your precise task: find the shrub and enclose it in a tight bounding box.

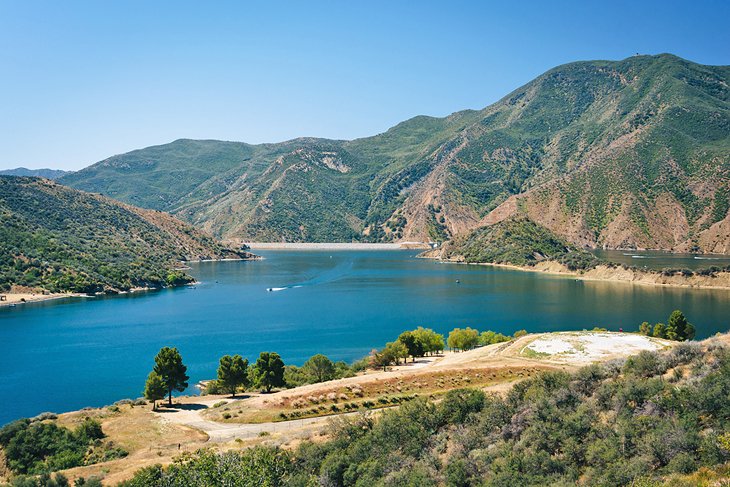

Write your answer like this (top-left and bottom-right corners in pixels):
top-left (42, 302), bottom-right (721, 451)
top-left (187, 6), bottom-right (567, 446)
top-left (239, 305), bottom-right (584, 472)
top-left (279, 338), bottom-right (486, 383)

top-left (623, 351), bottom-right (666, 377)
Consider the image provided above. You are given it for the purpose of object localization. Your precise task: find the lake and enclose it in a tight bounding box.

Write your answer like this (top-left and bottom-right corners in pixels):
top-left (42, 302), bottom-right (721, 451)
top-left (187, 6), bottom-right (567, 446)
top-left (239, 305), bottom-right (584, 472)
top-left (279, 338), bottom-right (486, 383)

top-left (1, 249), bottom-right (730, 425)
top-left (593, 249), bottom-right (730, 270)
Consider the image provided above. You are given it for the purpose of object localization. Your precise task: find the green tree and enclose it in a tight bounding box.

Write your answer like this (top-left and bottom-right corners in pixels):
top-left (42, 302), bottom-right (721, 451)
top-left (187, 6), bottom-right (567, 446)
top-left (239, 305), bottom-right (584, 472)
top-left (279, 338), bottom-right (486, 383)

top-left (217, 355), bottom-right (250, 397)
top-left (302, 354), bottom-right (336, 383)
top-left (413, 327), bottom-right (445, 355)
top-left (387, 340), bottom-right (409, 365)
top-left (370, 341), bottom-right (408, 371)
top-left (370, 348), bottom-right (392, 371)
top-left (283, 365), bottom-right (308, 388)
top-left (479, 330), bottom-right (511, 346)
top-left (653, 323), bottom-right (667, 339)
top-left (253, 352), bottom-right (285, 392)
top-left (152, 347), bottom-right (189, 406)
top-left (447, 327), bottom-right (479, 351)
top-left (143, 371), bottom-right (166, 410)
top-left (666, 310), bottom-right (695, 341)
top-left (513, 329), bottom-right (528, 338)
top-left (638, 321), bottom-right (652, 336)
top-left (398, 331), bottom-right (425, 362)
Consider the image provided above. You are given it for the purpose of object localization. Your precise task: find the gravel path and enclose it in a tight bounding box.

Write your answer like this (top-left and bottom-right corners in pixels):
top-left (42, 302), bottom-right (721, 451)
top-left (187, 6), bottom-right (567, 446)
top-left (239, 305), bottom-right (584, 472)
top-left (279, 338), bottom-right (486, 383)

top-left (155, 397), bottom-right (356, 442)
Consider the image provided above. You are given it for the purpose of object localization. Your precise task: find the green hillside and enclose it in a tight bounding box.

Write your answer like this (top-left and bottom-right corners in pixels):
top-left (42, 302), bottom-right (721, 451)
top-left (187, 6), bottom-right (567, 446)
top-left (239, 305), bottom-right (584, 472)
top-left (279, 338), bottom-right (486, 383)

top-left (61, 55), bottom-right (730, 251)
top-left (440, 217), bottom-right (600, 270)
top-left (0, 177), bottom-right (248, 294)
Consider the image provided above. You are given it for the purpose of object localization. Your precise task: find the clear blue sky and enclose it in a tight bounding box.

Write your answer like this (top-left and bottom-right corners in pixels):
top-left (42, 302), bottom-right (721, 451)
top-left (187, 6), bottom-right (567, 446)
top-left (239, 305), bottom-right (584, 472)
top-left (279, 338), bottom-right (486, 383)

top-left (1, 0), bottom-right (729, 170)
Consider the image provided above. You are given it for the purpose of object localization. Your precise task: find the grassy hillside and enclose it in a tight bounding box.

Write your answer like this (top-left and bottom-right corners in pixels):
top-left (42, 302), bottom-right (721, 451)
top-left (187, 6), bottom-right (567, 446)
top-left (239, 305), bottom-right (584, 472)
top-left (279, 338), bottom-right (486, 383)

top-left (0, 177), bottom-right (248, 294)
top-left (61, 55), bottom-right (730, 251)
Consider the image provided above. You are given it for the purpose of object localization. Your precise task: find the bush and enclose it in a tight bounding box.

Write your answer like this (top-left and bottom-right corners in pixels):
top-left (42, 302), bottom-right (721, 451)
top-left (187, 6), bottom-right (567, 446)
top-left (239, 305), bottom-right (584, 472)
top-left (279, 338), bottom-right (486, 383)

top-left (623, 351), bottom-right (666, 377)
top-left (120, 448), bottom-right (292, 486)
top-left (76, 418), bottom-right (104, 443)
top-left (439, 388), bottom-right (486, 424)
top-left (2, 422), bottom-right (84, 474)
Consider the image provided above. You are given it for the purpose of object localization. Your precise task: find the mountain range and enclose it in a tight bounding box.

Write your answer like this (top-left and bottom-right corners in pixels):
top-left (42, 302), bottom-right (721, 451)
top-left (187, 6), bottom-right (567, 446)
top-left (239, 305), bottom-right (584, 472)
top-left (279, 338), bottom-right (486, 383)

top-left (59, 54), bottom-right (730, 252)
top-left (0, 168), bottom-right (71, 179)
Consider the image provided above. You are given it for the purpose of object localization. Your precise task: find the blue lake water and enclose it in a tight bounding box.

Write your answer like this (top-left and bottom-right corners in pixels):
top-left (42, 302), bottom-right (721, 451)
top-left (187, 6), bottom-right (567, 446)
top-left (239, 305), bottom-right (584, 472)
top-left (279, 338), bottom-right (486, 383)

top-left (593, 249), bottom-right (730, 270)
top-left (1, 249), bottom-right (730, 425)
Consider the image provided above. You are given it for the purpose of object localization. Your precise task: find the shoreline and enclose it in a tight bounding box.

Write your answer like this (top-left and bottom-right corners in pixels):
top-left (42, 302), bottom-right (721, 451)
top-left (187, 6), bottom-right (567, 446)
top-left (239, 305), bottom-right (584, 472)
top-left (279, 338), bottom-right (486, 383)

top-left (187, 257), bottom-right (260, 263)
top-left (426, 256), bottom-right (730, 291)
top-left (245, 242), bottom-right (430, 250)
top-left (0, 292), bottom-right (87, 308)
top-left (0, 282), bottom-right (198, 309)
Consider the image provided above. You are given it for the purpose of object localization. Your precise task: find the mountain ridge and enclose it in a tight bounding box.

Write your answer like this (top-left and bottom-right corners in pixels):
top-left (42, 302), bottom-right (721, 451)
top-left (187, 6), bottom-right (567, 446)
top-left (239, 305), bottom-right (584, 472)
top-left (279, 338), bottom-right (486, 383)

top-left (0, 168), bottom-right (71, 179)
top-left (60, 54), bottom-right (730, 252)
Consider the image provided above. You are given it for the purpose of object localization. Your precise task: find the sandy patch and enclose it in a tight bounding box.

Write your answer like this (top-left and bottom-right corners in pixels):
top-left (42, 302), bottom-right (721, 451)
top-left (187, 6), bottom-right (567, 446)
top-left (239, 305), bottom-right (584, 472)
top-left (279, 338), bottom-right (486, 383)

top-left (523, 332), bottom-right (671, 363)
top-left (0, 292), bottom-right (83, 307)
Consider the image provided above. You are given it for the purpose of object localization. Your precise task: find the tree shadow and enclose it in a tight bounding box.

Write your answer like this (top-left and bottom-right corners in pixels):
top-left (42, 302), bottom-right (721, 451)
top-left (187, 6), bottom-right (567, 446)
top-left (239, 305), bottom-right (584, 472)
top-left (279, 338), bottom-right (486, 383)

top-left (227, 394), bottom-right (253, 400)
top-left (156, 403), bottom-right (209, 412)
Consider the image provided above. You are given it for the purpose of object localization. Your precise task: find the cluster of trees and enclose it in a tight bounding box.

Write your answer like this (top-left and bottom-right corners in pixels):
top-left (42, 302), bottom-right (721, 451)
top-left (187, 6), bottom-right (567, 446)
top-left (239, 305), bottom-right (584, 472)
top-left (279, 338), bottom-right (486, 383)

top-left (638, 310), bottom-right (696, 341)
top-left (0, 417), bottom-right (109, 476)
top-left (370, 327), bottom-right (445, 371)
top-left (283, 354), bottom-right (361, 389)
top-left (122, 340), bottom-right (730, 485)
top-left (370, 327), bottom-right (526, 370)
top-left (144, 348), bottom-right (363, 404)
top-left (447, 327), bottom-right (527, 351)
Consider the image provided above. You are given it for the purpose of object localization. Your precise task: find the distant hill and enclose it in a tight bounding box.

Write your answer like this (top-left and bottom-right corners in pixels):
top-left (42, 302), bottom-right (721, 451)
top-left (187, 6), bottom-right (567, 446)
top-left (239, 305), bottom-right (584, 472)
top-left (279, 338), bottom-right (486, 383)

top-left (61, 54), bottom-right (730, 252)
top-left (0, 176), bottom-right (251, 294)
top-left (0, 167), bottom-right (71, 179)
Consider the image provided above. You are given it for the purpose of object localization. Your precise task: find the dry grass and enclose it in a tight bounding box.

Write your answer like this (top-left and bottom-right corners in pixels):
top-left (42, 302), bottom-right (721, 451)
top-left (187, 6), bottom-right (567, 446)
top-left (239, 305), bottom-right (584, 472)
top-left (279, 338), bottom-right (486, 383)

top-left (205, 364), bottom-right (554, 424)
top-left (54, 403), bottom-right (208, 485)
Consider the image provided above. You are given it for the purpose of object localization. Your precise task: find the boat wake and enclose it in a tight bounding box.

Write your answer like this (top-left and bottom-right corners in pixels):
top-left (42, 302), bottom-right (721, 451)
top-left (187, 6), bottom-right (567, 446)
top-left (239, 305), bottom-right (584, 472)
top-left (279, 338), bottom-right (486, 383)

top-left (622, 253), bottom-right (651, 258)
top-left (694, 256), bottom-right (721, 260)
top-left (267, 285), bottom-right (303, 292)
top-left (266, 260), bottom-right (353, 292)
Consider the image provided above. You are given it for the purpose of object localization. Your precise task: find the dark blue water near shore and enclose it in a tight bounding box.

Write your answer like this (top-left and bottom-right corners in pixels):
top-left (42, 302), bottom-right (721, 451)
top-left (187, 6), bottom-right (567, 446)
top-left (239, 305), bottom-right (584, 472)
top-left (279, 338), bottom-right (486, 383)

top-left (1, 249), bottom-right (729, 425)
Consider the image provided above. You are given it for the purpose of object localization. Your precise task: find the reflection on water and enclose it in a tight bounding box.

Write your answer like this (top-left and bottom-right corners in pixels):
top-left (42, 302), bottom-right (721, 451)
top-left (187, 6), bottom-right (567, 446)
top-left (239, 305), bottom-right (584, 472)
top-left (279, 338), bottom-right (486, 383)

top-left (0, 249), bottom-right (729, 424)
top-left (593, 249), bottom-right (730, 271)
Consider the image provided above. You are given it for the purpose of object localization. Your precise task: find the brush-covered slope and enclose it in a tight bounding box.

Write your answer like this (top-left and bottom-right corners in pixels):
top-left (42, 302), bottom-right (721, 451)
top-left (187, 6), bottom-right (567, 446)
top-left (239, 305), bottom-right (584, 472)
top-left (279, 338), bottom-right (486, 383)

top-left (436, 217), bottom-right (600, 270)
top-left (62, 55), bottom-right (730, 250)
top-left (485, 54), bottom-right (730, 252)
top-left (0, 176), bottom-right (249, 294)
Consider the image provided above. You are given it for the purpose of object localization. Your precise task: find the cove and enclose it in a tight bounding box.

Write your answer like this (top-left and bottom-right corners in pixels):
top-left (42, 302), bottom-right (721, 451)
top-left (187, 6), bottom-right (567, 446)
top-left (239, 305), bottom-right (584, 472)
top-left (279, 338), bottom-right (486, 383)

top-left (1, 249), bottom-right (729, 426)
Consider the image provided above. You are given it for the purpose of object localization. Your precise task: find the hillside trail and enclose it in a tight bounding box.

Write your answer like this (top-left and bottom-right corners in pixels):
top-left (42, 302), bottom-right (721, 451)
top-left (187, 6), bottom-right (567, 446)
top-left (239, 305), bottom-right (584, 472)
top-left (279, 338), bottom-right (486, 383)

top-left (154, 396), bottom-right (362, 443)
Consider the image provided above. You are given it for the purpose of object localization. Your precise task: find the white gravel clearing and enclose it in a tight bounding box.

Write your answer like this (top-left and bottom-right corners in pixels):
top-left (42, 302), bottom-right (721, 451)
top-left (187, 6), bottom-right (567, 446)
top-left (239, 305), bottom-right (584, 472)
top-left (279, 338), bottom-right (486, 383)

top-left (524, 332), bottom-right (667, 363)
